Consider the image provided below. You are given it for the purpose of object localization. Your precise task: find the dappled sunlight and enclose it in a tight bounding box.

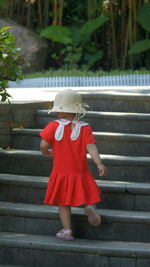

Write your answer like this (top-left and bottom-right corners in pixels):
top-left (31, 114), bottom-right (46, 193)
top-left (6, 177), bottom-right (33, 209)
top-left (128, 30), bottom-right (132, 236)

top-left (7, 88), bottom-right (56, 103)
top-left (7, 85), bottom-right (150, 103)
top-left (98, 179), bottom-right (132, 185)
top-left (1, 233), bottom-right (30, 238)
top-left (79, 86), bottom-right (150, 95)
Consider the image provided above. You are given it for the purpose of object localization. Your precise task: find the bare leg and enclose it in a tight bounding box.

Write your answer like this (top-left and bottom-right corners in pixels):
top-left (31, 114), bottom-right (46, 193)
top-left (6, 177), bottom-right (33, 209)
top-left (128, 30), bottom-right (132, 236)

top-left (84, 204), bottom-right (101, 226)
top-left (59, 205), bottom-right (71, 230)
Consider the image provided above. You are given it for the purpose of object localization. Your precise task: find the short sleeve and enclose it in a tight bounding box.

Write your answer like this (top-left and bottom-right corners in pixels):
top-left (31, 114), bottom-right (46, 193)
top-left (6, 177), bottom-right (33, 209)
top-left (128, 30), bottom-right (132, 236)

top-left (83, 126), bottom-right (96, 144)
top-left (40, 121), bottom-right (56, 144)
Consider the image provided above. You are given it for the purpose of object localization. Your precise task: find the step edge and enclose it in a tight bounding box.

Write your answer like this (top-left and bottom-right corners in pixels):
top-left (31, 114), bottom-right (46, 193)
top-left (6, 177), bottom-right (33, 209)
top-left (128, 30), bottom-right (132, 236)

top-left (11, 129), bottom-right (150, 142)
top-left (36, 110), bottom-right (150, 120)
top-left (82, 93), bottom-right (150, 101)
top-left (0, 232), bottom-right (150, 258)
top-left (1, 150), bottom-right (150, 166)
top-left (1, 174), bottom-right (150, 194)
top-left (1, 202), bottom-right (150, 224)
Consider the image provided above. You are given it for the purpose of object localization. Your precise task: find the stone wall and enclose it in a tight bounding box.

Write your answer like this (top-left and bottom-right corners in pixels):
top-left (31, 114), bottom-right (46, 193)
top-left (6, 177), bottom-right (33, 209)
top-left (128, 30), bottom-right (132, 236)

top-left (0, 19), bottom-right (49, 73)
top-left (0, 102), bottom-right (51, 148)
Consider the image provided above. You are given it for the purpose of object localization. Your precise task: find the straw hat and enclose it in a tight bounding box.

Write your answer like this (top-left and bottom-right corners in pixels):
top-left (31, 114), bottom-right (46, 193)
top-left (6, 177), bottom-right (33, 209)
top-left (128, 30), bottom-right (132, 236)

top-left (50, 89), bottom-right (89, 118)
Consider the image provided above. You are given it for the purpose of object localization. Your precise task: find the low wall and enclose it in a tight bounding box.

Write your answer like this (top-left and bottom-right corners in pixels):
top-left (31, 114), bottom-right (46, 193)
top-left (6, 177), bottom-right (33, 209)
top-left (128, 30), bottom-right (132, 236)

top-left (0, 101), bottom-right (51, 148)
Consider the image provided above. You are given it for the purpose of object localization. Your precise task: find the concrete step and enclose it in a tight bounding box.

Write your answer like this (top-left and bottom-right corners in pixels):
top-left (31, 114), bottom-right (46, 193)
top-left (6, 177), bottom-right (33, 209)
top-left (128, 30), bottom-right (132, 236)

top-left (0, 265), bottom-right (25, 267)
top-left (81, 92), bottom-right (150, 113)
top-left (0, 232), bottom-right (150, 267)
top-left (35, 110), bottom-right (150, 134)
top-left (0, 173), bottom-right (150, 211)
top-left (11, 128), bottom-right (150, 156)
top-left (0, 149), bottom-right (150, 182)
top-left (0, 201), bottom-right (150, 243)
top-left (0, 266), bottom-right (25, 267)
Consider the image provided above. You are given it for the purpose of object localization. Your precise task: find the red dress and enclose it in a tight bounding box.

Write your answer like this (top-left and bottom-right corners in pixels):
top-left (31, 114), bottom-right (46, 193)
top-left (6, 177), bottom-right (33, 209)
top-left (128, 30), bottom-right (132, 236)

top-left (40, 119), bottom-right (101, 206)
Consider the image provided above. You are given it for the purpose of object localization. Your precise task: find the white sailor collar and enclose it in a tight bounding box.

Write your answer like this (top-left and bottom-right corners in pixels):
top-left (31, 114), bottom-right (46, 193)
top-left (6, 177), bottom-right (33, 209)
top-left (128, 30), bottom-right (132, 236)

top-left (54, 119), bottom-right (88, 141)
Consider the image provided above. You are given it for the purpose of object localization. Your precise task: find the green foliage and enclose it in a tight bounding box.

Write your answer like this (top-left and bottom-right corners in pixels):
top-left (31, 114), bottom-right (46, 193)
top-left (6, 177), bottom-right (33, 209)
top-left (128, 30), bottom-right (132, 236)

top-left (137, 3), bottom-right (150, 33)
top-left (2, 0), bottom-right (150, 70)
top-left (63, 47), bottom-right (82, 66)
top-left (87, 0), bottom-right (98, 18)
top-left (128, 40), bottom-right (150, 54)
top-left (40, 16), bottom-right (109, 48)
top-left (40, 15), bottom-right (109, 70)
top-left (40, 26), bottom-right (72, 44)
top-left (67, 16), bottom-right (108, 68)
top-left (83, 50), bottom-right (103, 65)
top-left (129, 3), bottom-right (150, 55)
top-left (25, 69), bottom-right (150, 79)
top-left (79, 16), bottom-right (109, 41)
top-left (0, 27), bottom-right (23, 102)
top-left (0, 0), bottom-right (9, 9)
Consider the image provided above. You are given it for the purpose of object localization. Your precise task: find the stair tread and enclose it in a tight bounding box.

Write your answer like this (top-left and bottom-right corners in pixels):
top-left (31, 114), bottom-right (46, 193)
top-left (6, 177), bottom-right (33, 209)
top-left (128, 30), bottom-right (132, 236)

top-left (1, 201), bottom-right (150, 224)
top-left (0, 173), bottom-right (150, 194)
top-left (81, 91), bottom-right (150, 99)
top-left (36, 109), bottom-right (150, 119)
top-left (1, 149), bottom-right (150, 164)
top-left (0, 231), bottom-right (150, 258)
top-left (2, 90), bottom-right (150, 262)
top-left (0, 266), bottom-right (25, 267)
top-left (11, 128), bottom-right (150, 142)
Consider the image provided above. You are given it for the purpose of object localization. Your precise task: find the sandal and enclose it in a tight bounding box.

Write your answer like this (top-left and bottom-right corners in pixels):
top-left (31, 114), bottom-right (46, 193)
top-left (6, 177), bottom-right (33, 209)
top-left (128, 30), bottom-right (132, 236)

top-left (85, 205), bottom-right (101, 226)
top-left (56, 229), bottom-right (74, 241)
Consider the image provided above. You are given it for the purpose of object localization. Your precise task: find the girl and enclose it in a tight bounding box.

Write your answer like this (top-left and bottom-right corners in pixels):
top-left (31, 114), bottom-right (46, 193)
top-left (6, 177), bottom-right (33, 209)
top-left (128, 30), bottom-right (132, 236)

top-left (40, 89), bottom-right (106, 241)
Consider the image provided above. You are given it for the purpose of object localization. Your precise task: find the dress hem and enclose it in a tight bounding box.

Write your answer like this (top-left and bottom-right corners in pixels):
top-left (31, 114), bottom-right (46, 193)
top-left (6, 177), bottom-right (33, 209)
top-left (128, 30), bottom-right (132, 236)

top-left (44, 199), bottom-right (102, 207)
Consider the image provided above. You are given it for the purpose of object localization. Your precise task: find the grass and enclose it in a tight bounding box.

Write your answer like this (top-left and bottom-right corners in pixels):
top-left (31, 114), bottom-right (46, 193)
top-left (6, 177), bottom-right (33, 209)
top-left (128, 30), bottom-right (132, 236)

top-left (25, 68), bottom-right (150, 79)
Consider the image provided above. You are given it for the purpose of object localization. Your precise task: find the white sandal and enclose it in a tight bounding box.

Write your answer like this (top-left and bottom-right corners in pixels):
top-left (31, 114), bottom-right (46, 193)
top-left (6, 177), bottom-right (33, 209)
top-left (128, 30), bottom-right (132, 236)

top-left (56, 229), bottom-right (74, 241)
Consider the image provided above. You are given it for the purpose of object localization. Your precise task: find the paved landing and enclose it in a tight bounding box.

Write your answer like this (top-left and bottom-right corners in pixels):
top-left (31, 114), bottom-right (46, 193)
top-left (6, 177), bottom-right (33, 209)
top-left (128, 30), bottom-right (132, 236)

top-left (6, 86), bottom-right (150, 104)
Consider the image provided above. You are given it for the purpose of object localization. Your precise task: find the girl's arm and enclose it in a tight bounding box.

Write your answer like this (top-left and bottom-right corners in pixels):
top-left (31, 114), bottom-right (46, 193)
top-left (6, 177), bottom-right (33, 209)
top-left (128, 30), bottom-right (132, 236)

top-left (40, 139), bottom-right (53, 157)
top-left (86, 143), bottom-right (106, 176)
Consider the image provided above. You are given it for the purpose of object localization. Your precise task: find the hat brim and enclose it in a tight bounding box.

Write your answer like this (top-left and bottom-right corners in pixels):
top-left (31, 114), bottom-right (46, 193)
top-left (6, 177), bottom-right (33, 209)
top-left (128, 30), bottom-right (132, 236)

top-left (50, 106), bottom-right (87, 114)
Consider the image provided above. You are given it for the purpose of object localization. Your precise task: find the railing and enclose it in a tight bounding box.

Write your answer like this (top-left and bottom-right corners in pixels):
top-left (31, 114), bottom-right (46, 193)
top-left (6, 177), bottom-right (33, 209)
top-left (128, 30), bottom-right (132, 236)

top-left (9, 74), bottom-right (150, 88)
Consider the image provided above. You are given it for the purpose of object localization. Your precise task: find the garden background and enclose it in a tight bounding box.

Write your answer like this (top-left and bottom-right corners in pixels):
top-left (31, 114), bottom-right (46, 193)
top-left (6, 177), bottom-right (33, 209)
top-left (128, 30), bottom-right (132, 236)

top-left (0, 0), bottom-right (150, 73)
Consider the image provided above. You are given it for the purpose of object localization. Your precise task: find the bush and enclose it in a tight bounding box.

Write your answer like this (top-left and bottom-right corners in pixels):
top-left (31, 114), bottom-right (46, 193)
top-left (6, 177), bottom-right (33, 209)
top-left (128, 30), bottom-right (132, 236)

top-left (0, 26), bottom-right (23, 102)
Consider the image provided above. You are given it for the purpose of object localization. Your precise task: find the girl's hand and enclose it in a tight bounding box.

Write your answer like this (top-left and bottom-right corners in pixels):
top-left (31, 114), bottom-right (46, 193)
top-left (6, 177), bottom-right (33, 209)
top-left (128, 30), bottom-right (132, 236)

top-left (97, 164), bottom-right (107, 176)
top-left (43, 149), bottom-right (53, 157)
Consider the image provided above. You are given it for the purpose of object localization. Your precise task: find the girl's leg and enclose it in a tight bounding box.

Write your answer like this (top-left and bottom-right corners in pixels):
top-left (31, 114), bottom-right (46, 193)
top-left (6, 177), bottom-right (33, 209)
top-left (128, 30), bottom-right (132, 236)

top-left (56, 205), bottom-right (74, 240)
top-left (59, 205), bottom-right (71, 230)
top-left (84, 204), bottom-right (101, 226)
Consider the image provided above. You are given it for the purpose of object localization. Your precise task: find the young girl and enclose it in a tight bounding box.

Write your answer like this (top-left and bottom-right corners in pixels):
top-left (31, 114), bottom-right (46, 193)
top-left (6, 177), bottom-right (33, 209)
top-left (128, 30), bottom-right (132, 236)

top-left (40, 89), bottom-right (106, 241)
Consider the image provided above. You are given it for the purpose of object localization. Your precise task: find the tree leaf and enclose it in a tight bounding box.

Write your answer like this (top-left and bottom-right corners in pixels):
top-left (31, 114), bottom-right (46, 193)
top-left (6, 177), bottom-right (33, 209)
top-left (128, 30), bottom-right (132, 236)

top-left (7, 35), bottom-right (16, 43)
top-left (137, 3), bottom-right (150, 33)
top-left (40, 25), bottom-right (72, 44)
top-left (128, 40), bottom-right (150, 54)
top-left (0, 26), bottom-right (11, 33)
top-left (79, 16), bottom-right (109, 41)
top-left (70, 26), bottom-right (81, 47)
top-left (65, 51), bottom-right (82, 64)
top-left (84, 43), bottom-right (97, 53)
top-left (84, 50), bottom-right (103, 64)
top-left (0, 0), bottom-right (9, 9)
top-left (0, 27), bottom-right (24, 102)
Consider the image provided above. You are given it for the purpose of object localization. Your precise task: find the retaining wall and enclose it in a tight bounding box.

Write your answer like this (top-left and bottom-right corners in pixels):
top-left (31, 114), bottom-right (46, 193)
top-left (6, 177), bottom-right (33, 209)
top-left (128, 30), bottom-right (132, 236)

top-left (0, 102), bottom-right (50, 148)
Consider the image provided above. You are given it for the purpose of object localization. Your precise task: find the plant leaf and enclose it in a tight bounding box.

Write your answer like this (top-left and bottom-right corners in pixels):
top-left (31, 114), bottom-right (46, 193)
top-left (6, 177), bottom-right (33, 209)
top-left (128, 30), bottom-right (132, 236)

top-left (40, 26), bottom-right (72, 44)
top-left (137, 3), bottom-right (150, 32)
top-left (84, 50), bottom-right (103, 64)
top-left (79, 16), bottom-right (109, 41)
top-left (0, 26), bottom-right (11, 32)
top-left (65, 52), bottom-right (82, 64)
top-left (0, 0), bottom-right (9, 8)
top-left (128, 39), bottom-right (150, 54)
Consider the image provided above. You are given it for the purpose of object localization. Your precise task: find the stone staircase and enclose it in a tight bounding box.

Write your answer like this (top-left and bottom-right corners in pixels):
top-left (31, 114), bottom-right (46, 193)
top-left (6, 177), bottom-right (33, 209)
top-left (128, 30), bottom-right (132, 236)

top-left (0, 90), bottom-right (150, 266)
